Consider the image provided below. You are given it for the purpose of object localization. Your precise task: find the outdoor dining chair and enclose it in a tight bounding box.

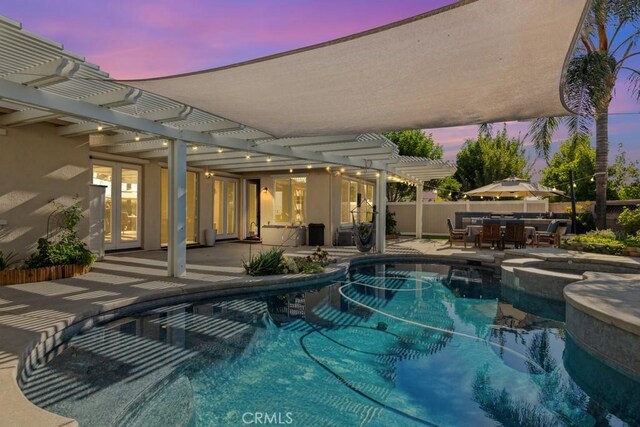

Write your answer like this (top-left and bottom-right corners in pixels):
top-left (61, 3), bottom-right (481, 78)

top-left (447, 218), bottom-right (467, 248)
top-left (535, 220), bottom-right (565, 247)
top-left (477, 222), bottom-right (501, 249)
top-left (502, 221), bottom-right (526, 249)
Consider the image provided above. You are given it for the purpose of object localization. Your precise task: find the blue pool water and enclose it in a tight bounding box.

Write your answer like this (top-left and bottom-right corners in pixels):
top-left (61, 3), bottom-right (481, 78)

top-left (20, 263), bottom-right (640, 426)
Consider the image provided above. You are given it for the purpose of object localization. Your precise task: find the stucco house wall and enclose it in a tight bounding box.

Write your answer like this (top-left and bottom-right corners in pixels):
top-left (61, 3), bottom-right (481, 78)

top-left (0, 123), bottom-right (90, 260)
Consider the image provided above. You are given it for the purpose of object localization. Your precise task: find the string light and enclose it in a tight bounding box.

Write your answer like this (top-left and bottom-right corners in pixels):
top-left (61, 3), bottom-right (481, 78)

top-left (134, 134), bottom-right (140, 142)
top-left (218, 147), bottom-right (223, 153)
top-left (266, 156), bottom-right (272, 162)
top-left (289, 168), bottom-right (293, 173)
top-left (246, 153), bottom-right (251, 159)
top-left (307, 165), bottom-right (312, 169)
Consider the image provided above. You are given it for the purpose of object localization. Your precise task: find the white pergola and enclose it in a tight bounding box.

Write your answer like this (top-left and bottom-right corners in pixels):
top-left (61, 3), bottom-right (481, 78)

top-left (0, 15), bottom-right (462, 276)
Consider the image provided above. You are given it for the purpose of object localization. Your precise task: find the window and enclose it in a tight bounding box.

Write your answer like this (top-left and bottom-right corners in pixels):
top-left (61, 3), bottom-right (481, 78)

top-left (161, 169), bottom-right (198, 245)
top-left (213, 178), bottom-right (237, 238)
top-left (341, 179), bottom-right (375, 224)
top-left (362, 183), bottom-right (375, 223)
top-left (274, 176), bottom-right (306, 224)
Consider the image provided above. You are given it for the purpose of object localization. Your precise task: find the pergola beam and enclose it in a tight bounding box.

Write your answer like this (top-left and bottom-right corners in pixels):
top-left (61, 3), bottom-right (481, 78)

top-left (3, 58), bottom-right (79, 88)
top-left (0, 78), bottom-right (388, 171)
top-left (139, 105), bottom-right (192, 122)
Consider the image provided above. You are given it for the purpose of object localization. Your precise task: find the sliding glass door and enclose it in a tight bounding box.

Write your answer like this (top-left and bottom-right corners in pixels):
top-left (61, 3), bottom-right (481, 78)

top-left (92, 162), bottom-right (141, 250)
top-left (161, 169), bottom-right (199, 246)
top-left (213, 178), bottom-right (237, 239)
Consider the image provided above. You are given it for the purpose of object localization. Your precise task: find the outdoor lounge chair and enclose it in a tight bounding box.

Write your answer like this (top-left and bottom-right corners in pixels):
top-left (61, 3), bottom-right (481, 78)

top-left (477, 222), bottom-right (501, 249)
top-left (502, 220), bottom-right (526, 249)
top-left (447, 218), bottom-right (467, 248)
top-left (535, 220), bottom-right (565, 247)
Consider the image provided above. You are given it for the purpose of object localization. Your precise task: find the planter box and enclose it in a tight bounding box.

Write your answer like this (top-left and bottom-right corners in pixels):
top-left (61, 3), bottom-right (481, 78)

top-left (0, 264), bottom-right (90, 286)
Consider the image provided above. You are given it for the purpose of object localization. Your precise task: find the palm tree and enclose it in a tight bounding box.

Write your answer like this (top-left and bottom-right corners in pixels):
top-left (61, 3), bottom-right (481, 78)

top-left (530, 0), bottom-right (640, 229)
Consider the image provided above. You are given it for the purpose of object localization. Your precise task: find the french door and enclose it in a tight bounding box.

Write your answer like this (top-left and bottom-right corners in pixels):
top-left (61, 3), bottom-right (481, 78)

top-left (213, 178), bottom-right (237, 239)
top-left (92, 162), bottom-right (142, 250)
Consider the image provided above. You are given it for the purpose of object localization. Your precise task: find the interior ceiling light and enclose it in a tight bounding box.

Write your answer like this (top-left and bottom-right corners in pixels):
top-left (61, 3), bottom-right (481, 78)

top-left (289, 168), bottom-right (293, 173)
top-left (134, 134), bottom-right (140, 142)
top-left (356, 171), bottom-right (362, 176)
top-left (307, 165), bottom-right (312, 169)
top-left (340, 167), bottom-right (346, 173)
top-left (218, 147), bottom-right (223, 153)
top-left (246, 153), bottom-right (251, 159)
top-left (266, 156), bottom-right (272, 162)
top-left (97, 125), bottom-right (103, 131)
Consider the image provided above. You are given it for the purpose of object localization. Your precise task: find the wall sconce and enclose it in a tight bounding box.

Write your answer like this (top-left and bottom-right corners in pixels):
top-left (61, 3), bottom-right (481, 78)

top-left (262, 186), bottom-right (269, 193)
top-left (204, 170), bottom-right (214, 179)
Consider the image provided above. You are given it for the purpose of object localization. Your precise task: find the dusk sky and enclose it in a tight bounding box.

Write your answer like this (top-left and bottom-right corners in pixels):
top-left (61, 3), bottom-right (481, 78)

top-left (2, 0), bottom-right (639, 169)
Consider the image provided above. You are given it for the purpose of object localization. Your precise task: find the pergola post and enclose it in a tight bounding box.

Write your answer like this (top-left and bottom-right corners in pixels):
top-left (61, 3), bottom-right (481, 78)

top-left (415, 182), bottom-right (423, 239)
top-left (168, 139), bottom-right (187, 277)
top-left (376, 171), bottom-right (387, 253)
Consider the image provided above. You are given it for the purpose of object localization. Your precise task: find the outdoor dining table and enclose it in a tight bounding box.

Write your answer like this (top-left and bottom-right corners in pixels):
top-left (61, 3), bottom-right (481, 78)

top-left (466, 225), bottom-right (537, 247)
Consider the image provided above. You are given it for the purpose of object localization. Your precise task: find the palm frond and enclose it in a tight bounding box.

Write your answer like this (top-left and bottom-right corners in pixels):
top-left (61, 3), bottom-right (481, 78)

top-left (622, 66), bottom-right (640, 101)
top-left (564, 114), bottom-right (593, 140)
top-left (528, 117), bottom-right (559, 161)
top-left (478, 123), bottom-right (493, 137)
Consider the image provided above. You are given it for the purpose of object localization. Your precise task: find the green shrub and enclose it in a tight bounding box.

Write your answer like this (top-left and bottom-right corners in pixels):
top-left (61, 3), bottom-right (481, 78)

top-left (24, 200), bottom-right (96, 268)
top-left (386, 205), bottom-right (397, 236)
top-left (583, 229), bottom-right (617, 240)
top-left (244, 246), bottom-right (335, 276)
top-left (242, 248), bottom-right (284, 276)
top-left (562, 229), bottom-right (625, 255)
top-left (0, 250), bottom-right (19, 271)
top-left (618, 205), bottom-right (640, 234)
top-left (623, 230), bottom-right (640, 248)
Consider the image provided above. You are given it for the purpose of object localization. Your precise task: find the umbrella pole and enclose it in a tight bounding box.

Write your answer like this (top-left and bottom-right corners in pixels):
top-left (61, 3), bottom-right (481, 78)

top-left (569, 169), bottom-right (577, 234)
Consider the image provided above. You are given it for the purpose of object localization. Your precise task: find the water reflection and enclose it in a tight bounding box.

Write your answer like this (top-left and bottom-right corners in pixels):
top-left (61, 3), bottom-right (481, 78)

top-left (18, 263), bottom-right (640, 427)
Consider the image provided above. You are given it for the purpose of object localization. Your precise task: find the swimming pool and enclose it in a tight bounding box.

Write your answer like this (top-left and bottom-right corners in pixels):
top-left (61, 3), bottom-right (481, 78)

top-left (20, 263), bottom-right (640, 426)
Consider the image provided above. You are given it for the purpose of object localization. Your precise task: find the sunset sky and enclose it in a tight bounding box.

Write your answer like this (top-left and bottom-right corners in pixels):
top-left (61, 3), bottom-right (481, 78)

top-left (3, 0), bottom-right (639, 168)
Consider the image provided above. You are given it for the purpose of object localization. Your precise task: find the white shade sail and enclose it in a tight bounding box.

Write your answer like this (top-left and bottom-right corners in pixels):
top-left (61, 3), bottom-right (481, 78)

top-left (123, 0), bottom-right (589, 138)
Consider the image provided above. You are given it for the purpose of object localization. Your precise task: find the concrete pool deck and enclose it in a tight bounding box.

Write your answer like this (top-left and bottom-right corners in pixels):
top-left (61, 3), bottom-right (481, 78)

top-left (1, 240), bottom-right (639, 426)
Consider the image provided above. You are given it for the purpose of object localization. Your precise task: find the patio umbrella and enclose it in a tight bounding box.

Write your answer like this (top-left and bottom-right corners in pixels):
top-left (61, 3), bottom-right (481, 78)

top-left (464, 177), bottom-right (565, 198)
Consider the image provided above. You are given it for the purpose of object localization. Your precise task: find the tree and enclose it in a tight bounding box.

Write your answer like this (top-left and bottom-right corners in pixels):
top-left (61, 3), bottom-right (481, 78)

top-left (383, 130), bottom-right (444, 201)
top-left (454, 129), bottom-right (531, 193)
top-left (433, 175), bottom-right (462, 201)
top-left (529, 1), bottom-right (640, 228)
top-left (608, 143), bottom-right (640, 199)
top-left (540, 139), bottom-right (640, 201)
top-left (539, 136), bottom-right (596, 201)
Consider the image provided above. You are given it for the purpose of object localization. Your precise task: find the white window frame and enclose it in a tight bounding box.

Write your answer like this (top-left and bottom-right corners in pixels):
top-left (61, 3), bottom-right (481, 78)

top-left (272, 174), bottom-right (308, 225)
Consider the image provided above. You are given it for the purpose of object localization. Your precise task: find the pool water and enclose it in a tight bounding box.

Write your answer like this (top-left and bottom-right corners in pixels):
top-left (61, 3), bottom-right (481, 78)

top-left (20, 263), bottom-right (640, 426)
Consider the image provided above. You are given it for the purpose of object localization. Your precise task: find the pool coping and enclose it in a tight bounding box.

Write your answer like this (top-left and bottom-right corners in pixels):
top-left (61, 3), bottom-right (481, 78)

top-left (3, 252), bottom-right (499, 427)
